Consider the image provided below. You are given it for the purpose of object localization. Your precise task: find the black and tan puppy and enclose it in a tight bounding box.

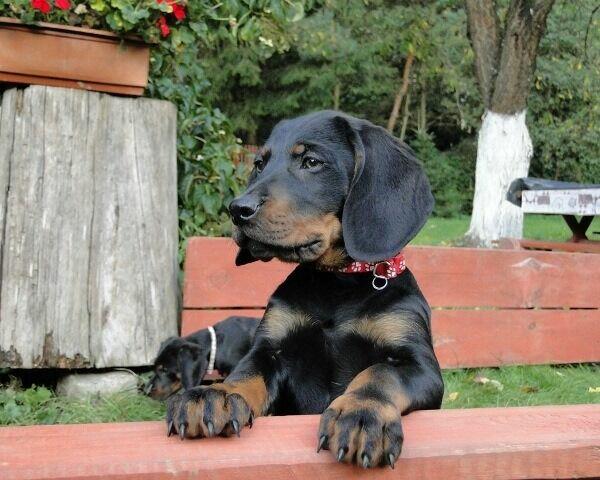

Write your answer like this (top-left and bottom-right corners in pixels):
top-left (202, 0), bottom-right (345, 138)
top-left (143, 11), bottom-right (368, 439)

top-left (167, 111), bottom-right (443, 468)
top-left (146, 316), bottom-right (259, 400)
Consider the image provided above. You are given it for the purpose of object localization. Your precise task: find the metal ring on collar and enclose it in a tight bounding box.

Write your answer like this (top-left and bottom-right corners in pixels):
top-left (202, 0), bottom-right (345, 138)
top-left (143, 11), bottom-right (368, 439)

top-left (372, 261), bottom-right (391, 290)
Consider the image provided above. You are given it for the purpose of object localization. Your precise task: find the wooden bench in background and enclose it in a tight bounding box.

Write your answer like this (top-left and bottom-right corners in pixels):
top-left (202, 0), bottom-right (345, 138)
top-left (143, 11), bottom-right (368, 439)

top-left (2, 237), bottom-right (599, 479)
top-left (183, 237), bottom-right (600, 368)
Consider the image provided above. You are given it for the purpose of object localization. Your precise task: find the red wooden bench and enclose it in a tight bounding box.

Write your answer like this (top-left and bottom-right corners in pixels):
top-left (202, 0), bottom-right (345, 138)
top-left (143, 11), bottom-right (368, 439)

top-left (2, 237), bottom-right (599, 479)
top-left (183, 237), bottom-right (600, 368)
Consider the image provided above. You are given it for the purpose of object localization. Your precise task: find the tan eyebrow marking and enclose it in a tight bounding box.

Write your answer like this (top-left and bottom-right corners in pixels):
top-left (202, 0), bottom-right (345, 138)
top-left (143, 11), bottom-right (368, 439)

top-left (291, 143), bottom-right (306, 155)
top-left (258, 147), bottom-right (271, 160)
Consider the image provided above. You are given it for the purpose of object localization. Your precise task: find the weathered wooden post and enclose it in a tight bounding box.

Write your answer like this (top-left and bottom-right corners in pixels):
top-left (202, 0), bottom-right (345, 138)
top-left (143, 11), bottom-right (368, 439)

top-left (0, 86), bottom-right (179, 368)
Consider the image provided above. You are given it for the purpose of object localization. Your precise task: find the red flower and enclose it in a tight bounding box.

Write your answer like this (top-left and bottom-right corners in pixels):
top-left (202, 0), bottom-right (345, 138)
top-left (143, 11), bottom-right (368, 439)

top-left (172, 3), bottom-right (186, 20)
top-left (156, 0), bottom-right (186, 21)
top-left (55, 0), bottom-right (71, 10)
top-left (157, 16), bottom-right (170, 37)
top-left (31, 0), bottom-right (51, 13)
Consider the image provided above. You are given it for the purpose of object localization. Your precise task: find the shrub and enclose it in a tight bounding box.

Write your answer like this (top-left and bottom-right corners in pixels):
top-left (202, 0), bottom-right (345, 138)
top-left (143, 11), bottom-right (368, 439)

top-left (203, 0), bottom-right (599, 215)
top-left (412, 133), bottom-right (474, 218)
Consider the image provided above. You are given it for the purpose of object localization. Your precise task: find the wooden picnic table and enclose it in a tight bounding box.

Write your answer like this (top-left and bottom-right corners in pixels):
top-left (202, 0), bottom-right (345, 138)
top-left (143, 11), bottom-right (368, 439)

top-left (505, 177), bottom-right (600, 253)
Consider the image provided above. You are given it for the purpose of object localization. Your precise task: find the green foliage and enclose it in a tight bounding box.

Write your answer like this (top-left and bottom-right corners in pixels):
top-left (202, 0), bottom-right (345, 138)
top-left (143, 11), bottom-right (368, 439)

top-left (1, 0), bottom-right (312, 251)
top-left (147, 1), bottom-right (313, 250)
top-left (0, 383), bottom-right (57, 425)
top-left (0, 380), bottom-right (165, 425)
top-left (528, 1), bottom-right (600, 183)
top-left (2, 0), bottom-right (598, 235)
top-left (411, 133), bottom-right (473, 217)
top-left (2, 0), bottom-right (176, 37)
top-left (200, 0), bottom-right (483, 216)
top-left (202, 0), bottom-right (599, 218)
top-left (203, 1), bottom-right (480, 137)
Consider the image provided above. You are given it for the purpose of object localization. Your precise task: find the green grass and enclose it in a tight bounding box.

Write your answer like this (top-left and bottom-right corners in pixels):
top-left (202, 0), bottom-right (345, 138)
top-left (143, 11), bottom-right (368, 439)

top-left (413, 214), bottom-right (600, 246)
top-left (413, 215), bottom-right (471, 246)
top-left (442, 365), bottom-right (600, 409)
top-left (1, 364), bottom-right (598, 426)
top-left (0, 380), bottom-right (166, 426)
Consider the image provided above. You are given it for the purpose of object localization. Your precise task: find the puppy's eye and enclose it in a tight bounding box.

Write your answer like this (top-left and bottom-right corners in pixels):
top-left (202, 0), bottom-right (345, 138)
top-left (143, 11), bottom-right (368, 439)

top-left (254, 158), bottom-right (265, 172)
top-left (301, 156), bottom-right (323, 170)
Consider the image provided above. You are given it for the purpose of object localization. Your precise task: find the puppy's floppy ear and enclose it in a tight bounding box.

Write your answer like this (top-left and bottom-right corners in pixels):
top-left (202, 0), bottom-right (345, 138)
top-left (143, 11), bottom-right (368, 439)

top-left (154, 335), bottom-right (179, 364)
top-left (177, 342), bottom-right (206, 390)
top-left (336, 116), bottom-right (434, 262)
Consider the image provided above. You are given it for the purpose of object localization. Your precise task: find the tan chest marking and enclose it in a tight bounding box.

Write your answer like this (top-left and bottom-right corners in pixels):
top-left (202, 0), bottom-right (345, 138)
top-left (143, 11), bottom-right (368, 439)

top-left (339, 312), bottom-right (419, 346)
top-left (263, 306), bottom-right (316, 341)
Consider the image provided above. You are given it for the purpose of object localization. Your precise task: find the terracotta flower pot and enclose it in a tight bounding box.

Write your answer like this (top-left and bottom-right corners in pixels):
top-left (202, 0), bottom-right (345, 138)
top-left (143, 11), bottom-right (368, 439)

top-left (0, 17), bottom-right (150, 96)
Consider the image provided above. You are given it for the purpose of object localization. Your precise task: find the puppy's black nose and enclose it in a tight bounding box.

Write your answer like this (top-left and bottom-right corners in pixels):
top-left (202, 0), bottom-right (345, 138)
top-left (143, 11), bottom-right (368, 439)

top-left (229, 196), bottom-right (261, 224)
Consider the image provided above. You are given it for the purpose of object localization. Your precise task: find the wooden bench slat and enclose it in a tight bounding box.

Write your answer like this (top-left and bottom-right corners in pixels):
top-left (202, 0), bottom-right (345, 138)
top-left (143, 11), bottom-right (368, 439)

top-left (432, 308), bottom-right (600, 368)
top-left (2, 405), bottom-right (599, 480)
top-left (181, 309), bottom-right (263, 336)
top-left (182, 308), bottom-right (600, 368)
top-left (184, 238), bottom-right (600, 309)
top-left (405, 245), bottom-right (600, 309)
top-left (183, 237), bottom-right (294, 309)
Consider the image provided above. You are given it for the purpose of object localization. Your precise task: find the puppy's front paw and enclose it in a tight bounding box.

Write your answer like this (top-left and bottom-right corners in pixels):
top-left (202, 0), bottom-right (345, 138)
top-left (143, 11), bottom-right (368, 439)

top-left (317, 393), bottom-right (403, 468)
top-left (166, 385), bottom-right (252, 439)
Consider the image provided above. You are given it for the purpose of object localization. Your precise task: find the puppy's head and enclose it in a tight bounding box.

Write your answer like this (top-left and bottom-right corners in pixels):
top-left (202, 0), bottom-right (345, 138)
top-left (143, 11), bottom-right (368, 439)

top-left (145, 337), bottom-right (207, 400)
top-left (230, 111), bottom-right (434, 266)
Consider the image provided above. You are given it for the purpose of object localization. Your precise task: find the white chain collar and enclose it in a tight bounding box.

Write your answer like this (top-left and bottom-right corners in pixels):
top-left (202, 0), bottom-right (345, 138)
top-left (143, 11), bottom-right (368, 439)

top-left (207, 326), bottom-right (217, 374)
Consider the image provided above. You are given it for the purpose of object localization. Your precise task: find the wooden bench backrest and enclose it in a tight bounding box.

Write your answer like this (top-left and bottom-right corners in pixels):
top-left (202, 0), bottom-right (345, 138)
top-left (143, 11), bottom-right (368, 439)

top-left (182, 237), bottom-right (600, 368)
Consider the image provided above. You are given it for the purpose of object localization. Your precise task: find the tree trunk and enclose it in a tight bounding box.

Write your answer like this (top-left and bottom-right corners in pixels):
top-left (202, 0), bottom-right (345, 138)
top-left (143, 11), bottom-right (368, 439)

top-left (465, 0), bottom-right (501, 108)
top-left (417, 83), bottom-right (427, 134)
top-left (387, 52), bottom-right (414, 133)
top-left (400, 92), bottom-right (411, 141)
top-left (464, 0), bottom-right (555, 246)
top-left (333, 82), bottom-right (341, 110)
top-left (0, 86), bottom-right (179, 368)
top-left (490, 0), bottom-right (555, 113)
top-left (465, 110), bottom-right (533, 246)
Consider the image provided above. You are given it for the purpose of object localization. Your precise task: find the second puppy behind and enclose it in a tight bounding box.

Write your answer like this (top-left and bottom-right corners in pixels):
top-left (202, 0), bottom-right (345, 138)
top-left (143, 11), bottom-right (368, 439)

top-left (146, 316), bottom-right (259, 400)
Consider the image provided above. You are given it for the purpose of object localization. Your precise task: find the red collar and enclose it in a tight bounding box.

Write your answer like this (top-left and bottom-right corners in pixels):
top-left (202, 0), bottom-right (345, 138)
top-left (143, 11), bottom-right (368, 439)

top-left (318, 252), bottom-right (406, 290)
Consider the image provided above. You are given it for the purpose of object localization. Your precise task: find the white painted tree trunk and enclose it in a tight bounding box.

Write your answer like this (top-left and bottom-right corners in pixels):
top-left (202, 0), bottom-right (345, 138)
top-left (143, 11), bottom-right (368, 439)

top-left (466, 109), bottom-right (533, 247)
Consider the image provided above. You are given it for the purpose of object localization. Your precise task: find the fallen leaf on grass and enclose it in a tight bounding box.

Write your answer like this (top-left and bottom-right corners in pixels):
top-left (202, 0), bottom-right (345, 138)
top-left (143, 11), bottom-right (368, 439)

top-left (588, 387), bottom-right (600, 393)
top-left (447, 392), bottom-right (459, 402)
top-left (473, 375), bottom-right (504, 391)
top-left (520, 385), bottom-right (539, 393)
top-left (489, 380), bottom-right (504, 391)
